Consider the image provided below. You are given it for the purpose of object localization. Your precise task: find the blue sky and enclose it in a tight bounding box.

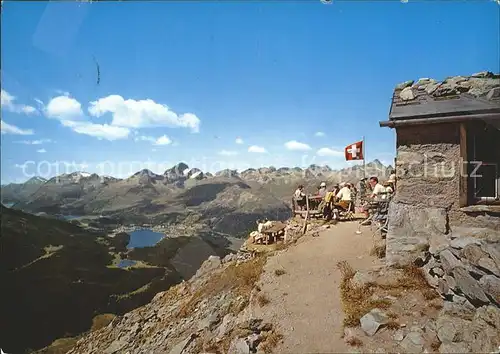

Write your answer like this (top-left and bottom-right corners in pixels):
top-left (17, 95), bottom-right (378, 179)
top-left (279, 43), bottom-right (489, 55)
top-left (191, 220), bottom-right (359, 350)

top-left (1, 0), bottom-right (499, 183)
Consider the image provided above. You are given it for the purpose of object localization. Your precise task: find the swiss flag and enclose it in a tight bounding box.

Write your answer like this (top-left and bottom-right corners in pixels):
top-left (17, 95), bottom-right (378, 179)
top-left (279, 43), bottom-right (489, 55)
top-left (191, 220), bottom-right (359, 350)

top-left (345, 141), bottom-right (364, 161)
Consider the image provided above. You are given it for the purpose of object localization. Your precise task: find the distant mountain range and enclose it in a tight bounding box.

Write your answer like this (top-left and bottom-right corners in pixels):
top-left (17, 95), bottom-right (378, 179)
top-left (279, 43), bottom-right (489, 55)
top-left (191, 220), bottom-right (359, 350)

top-left (1, 160), bottom-right (391, 236)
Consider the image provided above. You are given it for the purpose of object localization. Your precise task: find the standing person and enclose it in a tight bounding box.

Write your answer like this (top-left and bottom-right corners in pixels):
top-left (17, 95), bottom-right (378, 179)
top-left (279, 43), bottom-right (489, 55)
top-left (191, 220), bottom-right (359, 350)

top-left (294, 184), bottom-right (306, 210)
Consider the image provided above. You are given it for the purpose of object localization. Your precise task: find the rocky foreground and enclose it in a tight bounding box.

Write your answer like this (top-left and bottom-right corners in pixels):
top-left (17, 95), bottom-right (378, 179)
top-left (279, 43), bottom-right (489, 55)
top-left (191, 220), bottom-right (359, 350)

top-left (42, 219), bottom-right (500, 354)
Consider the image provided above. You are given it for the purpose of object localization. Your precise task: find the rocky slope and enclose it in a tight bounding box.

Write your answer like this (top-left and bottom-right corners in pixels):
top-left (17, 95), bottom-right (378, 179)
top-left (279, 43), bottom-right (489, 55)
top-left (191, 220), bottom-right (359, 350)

top-left (60, 249), bottom-right (279, 354)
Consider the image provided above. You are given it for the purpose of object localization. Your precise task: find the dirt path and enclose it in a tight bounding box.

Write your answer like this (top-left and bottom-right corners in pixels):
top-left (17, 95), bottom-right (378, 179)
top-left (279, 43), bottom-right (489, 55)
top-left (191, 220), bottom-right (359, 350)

top-left (252, 221), bottom-right (382, 353)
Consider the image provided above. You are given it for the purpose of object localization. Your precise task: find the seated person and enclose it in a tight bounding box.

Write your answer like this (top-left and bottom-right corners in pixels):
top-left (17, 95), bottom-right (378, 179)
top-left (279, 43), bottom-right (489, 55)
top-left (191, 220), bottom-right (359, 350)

top-left (335, 182), bottom-right (352, 211)
top-left (320, 187), bottom-right (338, 220)
top-left (384, 181), bottom-right (394, 194)
top-left (317, 182), bottom-right (327, 198)
top-left (388, 170), bottom-right (396, 187)
top-left (332, 184), bottom-right (340, 197)
top-left (368, 176), bottom-right (386, 200)
top-left (324, 188), bottom-right (336, 204)
top-left (294, 184), bottom-right (306, 210)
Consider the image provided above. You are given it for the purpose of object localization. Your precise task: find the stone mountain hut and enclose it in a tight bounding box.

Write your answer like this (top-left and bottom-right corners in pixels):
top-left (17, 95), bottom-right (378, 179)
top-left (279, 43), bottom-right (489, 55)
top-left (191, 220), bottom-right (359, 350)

top-left (379, 72), bottom-right (500, 266)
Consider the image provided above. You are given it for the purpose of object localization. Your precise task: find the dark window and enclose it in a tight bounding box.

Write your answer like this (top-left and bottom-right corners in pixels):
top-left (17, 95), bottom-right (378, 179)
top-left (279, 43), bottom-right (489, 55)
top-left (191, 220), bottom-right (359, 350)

top-left (466, 120), bottom-right (500, 205)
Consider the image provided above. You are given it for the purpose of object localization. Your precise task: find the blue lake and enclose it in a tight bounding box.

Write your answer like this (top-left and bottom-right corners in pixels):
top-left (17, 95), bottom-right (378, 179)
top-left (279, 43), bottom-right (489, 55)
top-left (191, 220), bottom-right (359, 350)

top-left (127, 229), bottom-right (164, 249)
top-left (118, 259), bottom-right (137, 268)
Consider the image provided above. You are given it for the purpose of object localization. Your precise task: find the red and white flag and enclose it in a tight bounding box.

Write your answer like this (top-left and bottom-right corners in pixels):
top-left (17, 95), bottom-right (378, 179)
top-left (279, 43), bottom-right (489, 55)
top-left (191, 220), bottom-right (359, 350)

top-left (345, 141), bottom-right (364, 161)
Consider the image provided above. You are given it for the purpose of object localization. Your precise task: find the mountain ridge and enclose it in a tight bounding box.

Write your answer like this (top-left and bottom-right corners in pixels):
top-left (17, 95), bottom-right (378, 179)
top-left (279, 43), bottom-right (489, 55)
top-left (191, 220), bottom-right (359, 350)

top-left (2, 159), bottom-right (391, 187)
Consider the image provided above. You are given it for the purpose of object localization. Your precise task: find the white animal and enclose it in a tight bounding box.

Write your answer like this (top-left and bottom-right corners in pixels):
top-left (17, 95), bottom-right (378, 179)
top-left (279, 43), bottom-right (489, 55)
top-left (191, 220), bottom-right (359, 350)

top-left (257, 220), bottom-right (275, 233)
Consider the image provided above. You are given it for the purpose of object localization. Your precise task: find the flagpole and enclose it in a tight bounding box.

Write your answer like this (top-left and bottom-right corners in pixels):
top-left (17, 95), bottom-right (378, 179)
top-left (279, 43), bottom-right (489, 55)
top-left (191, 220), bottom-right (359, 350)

top-left (362, 136), bottom-right (366, 179)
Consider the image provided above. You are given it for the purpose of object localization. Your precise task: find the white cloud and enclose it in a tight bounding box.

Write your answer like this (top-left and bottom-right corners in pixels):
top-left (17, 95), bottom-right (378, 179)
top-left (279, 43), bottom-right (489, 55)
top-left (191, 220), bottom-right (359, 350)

top-left (88, 95), bottom-right (201, 133)
top-left (284, 140), bottom-right (312, 151)
top-left (134, 135), bottom-right (156, 143)
top-left (1, 89), bottom-right (38, 115)
top-left (235, 137), bottom-right (244, 144)
top-left (317, 147), bottom-right (344, 157)
top-left (45, 95), bottom-right (84, 120)
top-left (315, 131), bottom-right (325, 137)
top-left (16, 139), bottom-right (53, 145)
top-left (134, 135), bottom-right (172, 145)
top-left (219, 150), bottom-right (238, 156)
top-left (154, 135), bottom-right (172, 145)
top-left (248, 145), bottom-right (267, 153)
top-left (37, 148), bottom-right (47, 153)
top-left (61, 120), bottom-right (130, 141)
top-left (1, 120), bottom-right (34, 135)
top-left (43, 95), bottom-right (130, 140)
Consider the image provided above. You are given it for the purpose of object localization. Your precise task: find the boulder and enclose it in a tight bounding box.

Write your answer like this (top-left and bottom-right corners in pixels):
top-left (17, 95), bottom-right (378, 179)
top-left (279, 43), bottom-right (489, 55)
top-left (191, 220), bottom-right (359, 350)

top-left (432, 267), bottom-right (444, 277)
top-left (393, 329), bottom-right (405, 341)
top-left (486, 87), bottom-right (500, 100)
top-left (425, 83), bottom-right (440, 95)
top-left (452, 267), bottom-right (490, 306)
top-left (481, 243), bottom-right (500, 269)
top-left (229, 337), bottom-right (250, 354)
top-left (460, 244), bottom-right (487, 264)
top-left (439, 249), bottom-right (462, 275)
top-left (478, 257), bottom-right (500, 277)
top-left (360, 308), bottom-right (390, 336)
top-left (351, 270), bottom-right (377, 288)
top-left (400, 87), bottom-right (415, 101)
top-left (441, 299), bottom-right (476, 320)
top-left (436, 315), bottom-right (469, 343)
top-left (400, 331), bottom-right (425, 353)
top-left (479, 275), bottom-right (500, 304)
